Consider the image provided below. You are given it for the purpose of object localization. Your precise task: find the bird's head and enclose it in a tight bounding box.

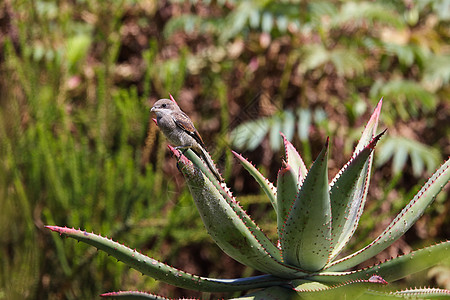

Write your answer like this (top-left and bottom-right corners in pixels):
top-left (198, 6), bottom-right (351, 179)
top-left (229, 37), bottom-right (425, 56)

top-left (151, 99), bottom-right (179, 115)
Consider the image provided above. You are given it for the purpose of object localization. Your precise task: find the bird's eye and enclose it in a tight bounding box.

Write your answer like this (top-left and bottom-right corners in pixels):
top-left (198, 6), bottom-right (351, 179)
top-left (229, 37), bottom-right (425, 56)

top-left (162, 104), bottom-right (167, 108)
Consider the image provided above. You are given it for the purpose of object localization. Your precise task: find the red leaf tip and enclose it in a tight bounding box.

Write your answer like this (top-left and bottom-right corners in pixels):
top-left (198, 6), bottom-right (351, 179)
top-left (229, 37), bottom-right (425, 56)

top-left (369, 275), bottom-right (388, 285)
top-left (169, 94), bottom-right (177, 104)
top-left (45, 225), bottom-right (60, 232)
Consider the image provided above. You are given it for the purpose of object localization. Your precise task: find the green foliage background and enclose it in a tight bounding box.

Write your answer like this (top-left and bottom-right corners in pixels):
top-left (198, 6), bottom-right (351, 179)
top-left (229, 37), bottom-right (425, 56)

top-left (0, 0), bottom-right (448, 299)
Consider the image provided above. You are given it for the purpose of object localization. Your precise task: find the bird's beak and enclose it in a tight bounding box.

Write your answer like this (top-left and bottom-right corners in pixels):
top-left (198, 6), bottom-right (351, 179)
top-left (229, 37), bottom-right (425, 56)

top-left (150, 107), bottom-right (156, 112)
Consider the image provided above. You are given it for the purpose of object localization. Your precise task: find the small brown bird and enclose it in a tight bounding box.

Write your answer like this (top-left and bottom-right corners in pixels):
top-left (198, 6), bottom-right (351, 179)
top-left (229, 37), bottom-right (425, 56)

top-left (151, 98), bottom-right (224, 182)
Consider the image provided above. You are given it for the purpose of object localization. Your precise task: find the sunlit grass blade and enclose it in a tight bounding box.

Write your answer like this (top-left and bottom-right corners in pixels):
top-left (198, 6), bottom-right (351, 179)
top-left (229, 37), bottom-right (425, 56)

top-left (326, 158), bottom-right (450, 271)
top-left (281, 139), bottom-right (332, 271)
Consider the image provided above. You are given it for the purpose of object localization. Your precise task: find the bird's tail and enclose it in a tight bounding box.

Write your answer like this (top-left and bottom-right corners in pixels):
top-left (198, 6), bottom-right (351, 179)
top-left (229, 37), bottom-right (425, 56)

top-left (197, 147), bottom-right (224, 182)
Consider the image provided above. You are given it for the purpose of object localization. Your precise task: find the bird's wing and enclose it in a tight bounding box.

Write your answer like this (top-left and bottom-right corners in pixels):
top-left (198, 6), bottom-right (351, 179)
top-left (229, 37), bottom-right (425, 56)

top-left (172, 112), bottom-right (206, 147)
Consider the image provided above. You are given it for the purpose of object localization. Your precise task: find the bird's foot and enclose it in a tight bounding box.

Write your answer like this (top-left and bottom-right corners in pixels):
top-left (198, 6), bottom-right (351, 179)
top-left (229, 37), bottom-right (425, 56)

top-left (174, 146), bottom-right (190, 155)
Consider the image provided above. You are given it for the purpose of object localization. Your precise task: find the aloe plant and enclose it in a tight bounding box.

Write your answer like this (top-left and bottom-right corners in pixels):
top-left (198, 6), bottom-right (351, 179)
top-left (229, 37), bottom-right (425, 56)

top-left (46, 99), bottom-right (450, 299)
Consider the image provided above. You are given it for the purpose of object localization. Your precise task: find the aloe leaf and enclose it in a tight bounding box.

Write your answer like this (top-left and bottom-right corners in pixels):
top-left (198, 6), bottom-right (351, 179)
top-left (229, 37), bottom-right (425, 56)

top-left (101, 291), bottom-right (170, 299)
top-left (184, 148), bottom-right (281, 264)
top-left (315, 241), bottom-right (450, 283)
top-left (183, 147), bottom-right (223, 189)
top-left (276, 161), bottom-right (299, 240)
top-left (326, 158), bottom-right (450, 271)
top-left (232, 150), bottom-right (277, 210)
top-left (355, 99), bottom-right (382, 144)
top-left (281, 139), bottom-right (332, 271)
top-left (362, 291), bottom-right (415, 299)
top-left (355, 241), bottom-right (450, 282)
top-left (294, 276), bottom-right (388, 300)
top-left (232, 286), bottom-right (300, 300)
top-left (328, 131), bottom-right (385, 262)
top-left (280, 132), bottom-right (307, 183)
top-left (353, 98), bottom-right (382, 159)
top-left (327, 100), bottom-right (382, 262)
top-left (391, 288), bottom-right (450, 298)
top-left (45, 226), bottom-right (289, 292)
top-left (178, 145), bottom-right (224, 185)
top-left (175, 148), bottom-right (308, 278)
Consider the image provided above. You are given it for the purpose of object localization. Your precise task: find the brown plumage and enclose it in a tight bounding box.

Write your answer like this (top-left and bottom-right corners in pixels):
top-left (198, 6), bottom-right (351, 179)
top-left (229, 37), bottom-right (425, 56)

top-left (151, 98), bottom-right (224, 182)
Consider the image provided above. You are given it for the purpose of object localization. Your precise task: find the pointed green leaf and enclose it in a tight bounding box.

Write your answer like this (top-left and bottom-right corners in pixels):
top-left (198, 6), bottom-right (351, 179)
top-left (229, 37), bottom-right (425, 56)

top-left (276, 161), bottom-right (299, 239)
top-left (294, 276), bottom-right (388, 300)
top-left (281, 132), bottom-right (307, 183)
top-left (281, 139), bottom-right (332, 271)
top-left (328, 131), bottom-right (385, 262)
top-left (177, 148), bottom-right (307, 278)
top-left (291, 280), bottom-right (329, 291)
top-left (391, 288), bottom-right (450, 298)
top-left (327, 158), bottom-right (450, 271)
top-left (185, 148), bottom-right (281, 265)
top-left (315, 241), bottom-right (450, 284)
top-left (233, 286), bottom-right (300, 300)
top-left (101, 291), bottom-right (169, 299)
top-left (357, 241), bottom-right (450, 282)
top-left (354, 98), bottom-right (382, 154)
top-left (45, 226), bottom-right (288, 292)
top-left (182, 147), bottom-right (222, 189)
top-left (362, 290), bottom-right (417, 299)
top-left (232, 150), bottom-right (277, 210)
top-left (326, 100), bottom-right (382, 263)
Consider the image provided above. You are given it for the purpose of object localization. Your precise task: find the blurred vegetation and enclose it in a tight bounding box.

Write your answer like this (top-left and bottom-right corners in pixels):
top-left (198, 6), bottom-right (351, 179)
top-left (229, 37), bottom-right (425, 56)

top-left (0, 0), bottom-right (448, 299)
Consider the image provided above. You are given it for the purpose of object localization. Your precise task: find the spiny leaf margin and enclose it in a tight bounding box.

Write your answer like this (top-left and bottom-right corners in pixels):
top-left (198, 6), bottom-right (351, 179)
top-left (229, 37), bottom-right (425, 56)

top-left (232, 150), bottom-right (277, 210)
top-left (327, 99), bottom-right (382, 261)
top-left (174, 147), bottom-right (308, 278)
top-left (314, 241), bottom-right (450, 283)
top-left (45, 226), bottom-right (289, 292)
top-left (327, 158), bottom-right (450, 271)
top-left (328, 130), bottom-right (385, 262)
top-left (281, 138), bottom-right (332, 271)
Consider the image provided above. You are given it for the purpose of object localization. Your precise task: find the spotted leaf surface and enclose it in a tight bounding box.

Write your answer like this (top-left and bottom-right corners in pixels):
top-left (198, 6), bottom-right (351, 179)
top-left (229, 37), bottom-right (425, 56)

top-left (281, 139), bottom-right (332, 271)
top-left (176, 148), bottom-right (307, 278)
top-left (327, 158), bottom-right (450, 271)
